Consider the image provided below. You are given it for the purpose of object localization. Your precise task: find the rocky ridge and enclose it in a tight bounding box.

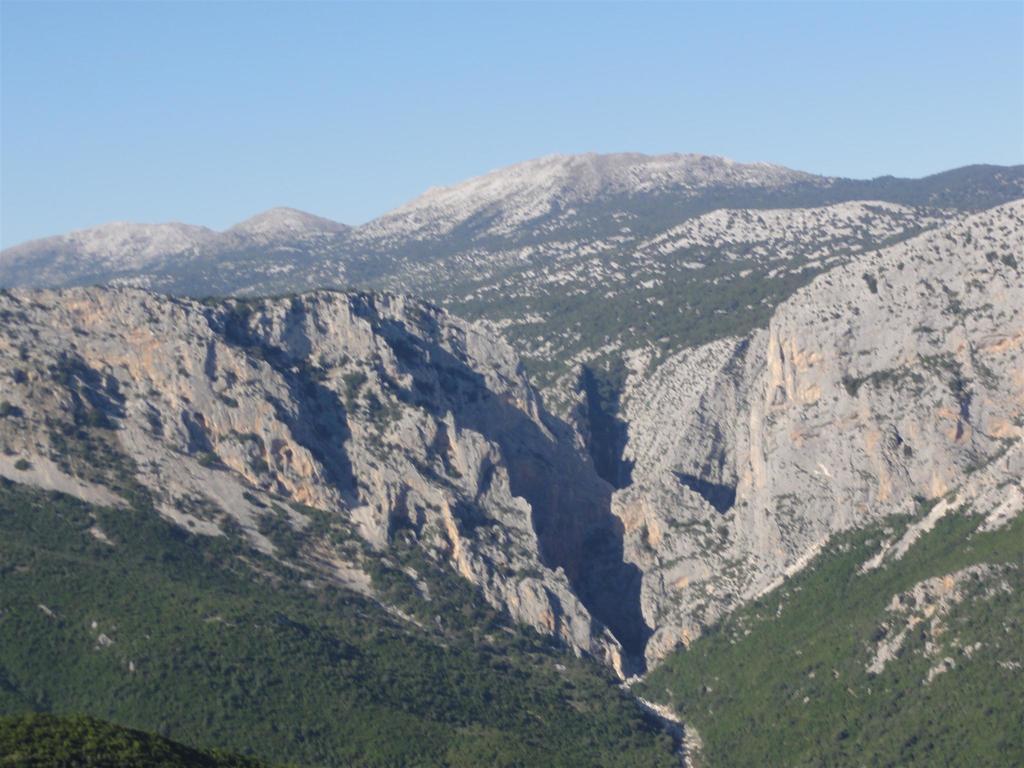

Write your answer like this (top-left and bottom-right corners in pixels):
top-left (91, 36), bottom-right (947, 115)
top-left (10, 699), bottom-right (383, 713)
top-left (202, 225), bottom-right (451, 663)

top-left (0, 207), bottom-right (352, 292)
top-left (0, 287), bottom-right (642, 673)
top-left (613, 200), bottom-right (1024, 664)
top-left (356, 153), bottom-right (818, 243)
top-left (4, 155), bottom-right (1022, 414)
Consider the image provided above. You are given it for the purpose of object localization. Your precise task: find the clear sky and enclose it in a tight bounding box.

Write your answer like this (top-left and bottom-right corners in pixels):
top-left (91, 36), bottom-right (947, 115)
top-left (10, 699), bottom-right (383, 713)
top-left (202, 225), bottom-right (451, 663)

top-left (2, 1), bottom-right (1022, 247)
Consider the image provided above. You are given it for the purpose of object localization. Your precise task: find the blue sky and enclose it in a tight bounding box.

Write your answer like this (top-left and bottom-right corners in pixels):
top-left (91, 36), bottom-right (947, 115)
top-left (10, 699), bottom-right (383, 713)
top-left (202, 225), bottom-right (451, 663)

top-left (2, 1), bottom-right (1022, 247)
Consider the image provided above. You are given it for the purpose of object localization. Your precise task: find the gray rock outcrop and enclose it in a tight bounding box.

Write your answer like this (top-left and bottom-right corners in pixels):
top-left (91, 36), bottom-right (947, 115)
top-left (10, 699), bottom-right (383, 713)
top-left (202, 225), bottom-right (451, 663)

top-left (0, 287), bottom-right (637, 671)
top-left (614, 200), bottom-right (1024, 664)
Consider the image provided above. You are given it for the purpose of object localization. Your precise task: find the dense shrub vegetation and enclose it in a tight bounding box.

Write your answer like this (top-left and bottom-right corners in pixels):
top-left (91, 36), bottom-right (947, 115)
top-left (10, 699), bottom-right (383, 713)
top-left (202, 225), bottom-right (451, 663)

top-left (0, 479), bottom-right (673, 767)
top-left (639, 508), bottom-right (1024, 767)
top-left (0, 712), bottom-right (267, 767)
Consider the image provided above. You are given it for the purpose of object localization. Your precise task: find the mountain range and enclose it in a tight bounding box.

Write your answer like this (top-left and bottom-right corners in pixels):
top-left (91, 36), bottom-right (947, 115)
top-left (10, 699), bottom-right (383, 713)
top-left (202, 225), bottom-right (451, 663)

top-left (5, 154), bottom-right (1023, 407)
top-left (1, 153), bottom-right (1022, 766)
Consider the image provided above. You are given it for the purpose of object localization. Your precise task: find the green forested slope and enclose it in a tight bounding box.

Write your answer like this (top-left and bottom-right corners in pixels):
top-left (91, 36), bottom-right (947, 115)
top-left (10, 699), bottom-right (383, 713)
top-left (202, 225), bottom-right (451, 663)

top-left (0, 712), bottom-right (268, 767)
top-left (639, 507), bottom-right (1024, 767)
top-left (0, 479), bottom-right (673, 767)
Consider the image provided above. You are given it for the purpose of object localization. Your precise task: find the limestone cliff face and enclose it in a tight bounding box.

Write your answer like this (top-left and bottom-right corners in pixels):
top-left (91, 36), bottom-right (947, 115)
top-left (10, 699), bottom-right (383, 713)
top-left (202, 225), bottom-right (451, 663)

top-left (0, 287), bottom-right (631, 670)
top-left (615, 201), bottom-right (1024, 665)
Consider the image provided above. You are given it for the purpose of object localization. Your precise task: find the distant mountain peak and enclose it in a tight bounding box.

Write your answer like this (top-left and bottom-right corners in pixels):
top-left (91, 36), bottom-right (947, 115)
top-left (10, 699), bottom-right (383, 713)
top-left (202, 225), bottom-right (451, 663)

top-left (361, 152), bottom-right (821, 241)
top-left (0, 207), bottom-right (352, 286)
top-left (228, 207), bottom-right (349, 239)
top-left (0, 220), bottom-right (217, 274)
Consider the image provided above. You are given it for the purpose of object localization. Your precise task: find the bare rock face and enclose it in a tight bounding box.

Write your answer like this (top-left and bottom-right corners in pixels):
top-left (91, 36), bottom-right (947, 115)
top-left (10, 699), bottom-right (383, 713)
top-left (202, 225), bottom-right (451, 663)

top-left (0, 287), bottom-right (642, 672)
top-left (615, 200), bottom-right (1024, 665)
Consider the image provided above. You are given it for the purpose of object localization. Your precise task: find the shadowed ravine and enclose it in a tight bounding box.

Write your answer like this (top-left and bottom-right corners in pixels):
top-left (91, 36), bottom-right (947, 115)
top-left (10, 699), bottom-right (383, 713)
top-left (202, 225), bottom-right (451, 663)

top-left (578, 365), bottom-right (634, 489)
top-left (367, 312), bottom-right (654, 671)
